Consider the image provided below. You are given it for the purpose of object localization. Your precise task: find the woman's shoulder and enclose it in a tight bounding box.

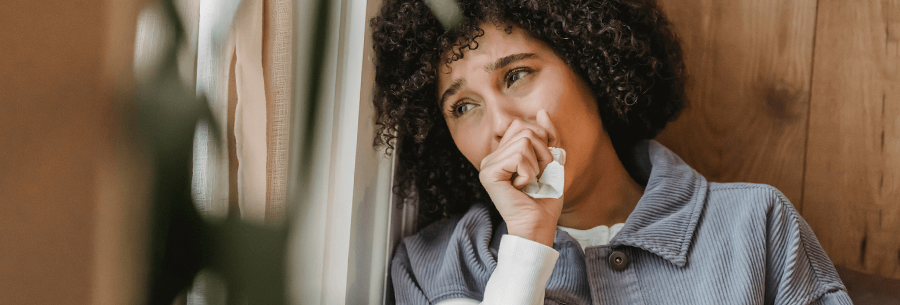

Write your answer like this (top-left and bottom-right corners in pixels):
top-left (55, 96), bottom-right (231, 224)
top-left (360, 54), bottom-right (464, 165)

top-left (701, 182), bottom-right (848, 303)
top-left (701, 182), bottom-right (841, 279)
top-left (698, 182), bottom-right (811, 244)
top-left (705, 181), bottom-right (798, 217)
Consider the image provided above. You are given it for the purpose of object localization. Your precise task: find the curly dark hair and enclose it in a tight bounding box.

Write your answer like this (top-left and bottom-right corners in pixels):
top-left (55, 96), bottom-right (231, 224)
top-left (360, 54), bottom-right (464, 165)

top-left (370, 0), bottom-right (686, 229)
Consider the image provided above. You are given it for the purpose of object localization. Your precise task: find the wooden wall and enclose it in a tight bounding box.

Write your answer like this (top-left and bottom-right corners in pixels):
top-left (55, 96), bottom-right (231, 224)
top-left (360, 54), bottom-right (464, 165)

top-left (656, 0), bottom-right (900, 301)
top-left (0, 0), bottom-right (109, 303)
top-left (0, 0), bottom-right (149, 304)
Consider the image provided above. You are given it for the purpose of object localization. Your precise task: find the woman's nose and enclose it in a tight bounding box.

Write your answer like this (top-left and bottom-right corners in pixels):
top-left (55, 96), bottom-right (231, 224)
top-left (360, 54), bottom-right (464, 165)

top-left (488, 98), bottom-right (526, 144)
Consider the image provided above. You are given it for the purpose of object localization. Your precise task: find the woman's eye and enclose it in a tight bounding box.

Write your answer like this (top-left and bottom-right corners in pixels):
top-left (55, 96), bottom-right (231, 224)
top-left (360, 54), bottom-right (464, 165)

top-left (455, 103), bottom-right (475, 116)
top-left (506, 68), bottom-right (531, 88)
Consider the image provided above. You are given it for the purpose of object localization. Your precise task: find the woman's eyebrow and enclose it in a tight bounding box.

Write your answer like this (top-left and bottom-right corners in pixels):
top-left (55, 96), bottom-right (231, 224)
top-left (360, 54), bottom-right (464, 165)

top-left (439, 78), bottom-right (466, 108)
top-left (483, 53), bottom-right (536, 72)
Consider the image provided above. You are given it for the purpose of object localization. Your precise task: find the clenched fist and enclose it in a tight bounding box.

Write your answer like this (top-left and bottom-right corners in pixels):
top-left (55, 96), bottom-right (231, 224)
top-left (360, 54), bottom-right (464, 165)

top-left (479, 109), bottom-right (563, 247)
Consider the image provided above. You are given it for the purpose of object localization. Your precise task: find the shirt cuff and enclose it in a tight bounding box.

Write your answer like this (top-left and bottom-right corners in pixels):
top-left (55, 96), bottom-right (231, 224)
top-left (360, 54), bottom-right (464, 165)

top-left (481, 234), bottom-right (560, 305)
top-left (436, 298), bottom-right (481, 305)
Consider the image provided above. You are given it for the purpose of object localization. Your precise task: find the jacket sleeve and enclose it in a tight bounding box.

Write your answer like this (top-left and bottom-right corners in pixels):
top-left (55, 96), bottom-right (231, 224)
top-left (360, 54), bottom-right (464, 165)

top-left (391, 241), bottom-right (432, 305)
top-left (763, 188), bottom-right (852, 305)
top-left (389, 204), bottom-right (499, 304)
top-left (393, 233), bottom-right (559, 305)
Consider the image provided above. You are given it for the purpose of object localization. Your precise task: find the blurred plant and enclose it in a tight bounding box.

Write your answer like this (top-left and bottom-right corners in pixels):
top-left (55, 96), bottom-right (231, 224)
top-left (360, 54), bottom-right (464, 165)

top-left (423, 0), bottom-right (463, 30)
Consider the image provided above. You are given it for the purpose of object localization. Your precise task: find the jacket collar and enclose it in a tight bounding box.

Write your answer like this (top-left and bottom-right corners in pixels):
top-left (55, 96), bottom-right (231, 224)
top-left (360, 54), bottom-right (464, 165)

top-left (607, 140), bottom-right (708, 268)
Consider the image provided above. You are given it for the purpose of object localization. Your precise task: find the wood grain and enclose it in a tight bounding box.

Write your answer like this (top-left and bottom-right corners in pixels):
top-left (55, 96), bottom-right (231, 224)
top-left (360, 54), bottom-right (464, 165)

top-left (837, 266), bottom-right (900, 303)
top-left (654, 0), bottom-right (818, 206)
top-left (803, 0), bottom-right (900, 279)
top-left (0, 0), bottom-right (112, 303)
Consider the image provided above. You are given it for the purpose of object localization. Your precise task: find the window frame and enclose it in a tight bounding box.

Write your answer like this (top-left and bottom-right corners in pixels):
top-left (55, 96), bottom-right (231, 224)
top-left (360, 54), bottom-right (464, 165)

top-left (286, 0), bottom-right (414, 303)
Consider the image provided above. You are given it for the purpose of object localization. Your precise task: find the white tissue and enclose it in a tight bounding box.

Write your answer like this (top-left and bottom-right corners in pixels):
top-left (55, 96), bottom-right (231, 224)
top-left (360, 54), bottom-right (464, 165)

top-left (522, 147), bottom-right (565, 199)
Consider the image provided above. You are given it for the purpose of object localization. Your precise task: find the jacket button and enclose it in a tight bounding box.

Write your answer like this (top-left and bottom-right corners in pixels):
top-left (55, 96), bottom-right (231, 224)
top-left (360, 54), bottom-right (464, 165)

top-left (608, 251), bottom-right (629, 271)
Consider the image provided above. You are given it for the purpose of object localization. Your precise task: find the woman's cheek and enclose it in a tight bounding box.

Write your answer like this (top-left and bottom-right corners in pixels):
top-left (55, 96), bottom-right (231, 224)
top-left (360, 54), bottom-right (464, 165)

top-left (451, 125), bottom-right (484, 170)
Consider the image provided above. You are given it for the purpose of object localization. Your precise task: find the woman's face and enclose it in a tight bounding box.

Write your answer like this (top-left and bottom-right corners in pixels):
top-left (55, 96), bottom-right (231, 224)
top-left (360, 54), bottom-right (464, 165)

top-left (437, 23), bottom-right (608, 197)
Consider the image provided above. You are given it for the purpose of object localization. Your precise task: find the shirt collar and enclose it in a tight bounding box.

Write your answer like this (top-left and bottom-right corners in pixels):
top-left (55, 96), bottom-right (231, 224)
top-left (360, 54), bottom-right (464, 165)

top-left (607, 140), bottom-right (708, 268)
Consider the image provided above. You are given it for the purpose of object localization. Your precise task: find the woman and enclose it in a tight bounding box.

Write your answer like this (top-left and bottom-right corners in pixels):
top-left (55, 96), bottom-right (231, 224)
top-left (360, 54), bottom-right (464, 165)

top-left (370, 0), bottom-right (851, 304)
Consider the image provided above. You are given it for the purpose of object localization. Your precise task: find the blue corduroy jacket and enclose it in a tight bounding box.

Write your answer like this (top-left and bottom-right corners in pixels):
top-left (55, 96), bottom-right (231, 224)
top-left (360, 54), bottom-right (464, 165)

top-left (390, 141), bottom-right (851, 304)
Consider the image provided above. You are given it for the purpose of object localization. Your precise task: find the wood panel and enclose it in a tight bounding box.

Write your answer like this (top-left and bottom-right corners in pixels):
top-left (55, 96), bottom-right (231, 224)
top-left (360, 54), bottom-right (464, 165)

top-left (0, 0), bottom-right (110, 304)
top-left (655, 0), bottom-right (818, 206)
top-left (803, 0), bottom-right (900, 279)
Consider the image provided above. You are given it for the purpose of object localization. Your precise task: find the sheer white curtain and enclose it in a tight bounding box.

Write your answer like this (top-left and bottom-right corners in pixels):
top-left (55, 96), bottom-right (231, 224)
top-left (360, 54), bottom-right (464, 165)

top-left (192, 0), bottom-right (293, 302)
top-left (193, 0), bottom-right (232, 220)
top-left (134, 0), bottom-right (292, 302)
top-left (262, 0), bottom-right (293, 222)
top-left (188, 0), bottom-right (292, 224)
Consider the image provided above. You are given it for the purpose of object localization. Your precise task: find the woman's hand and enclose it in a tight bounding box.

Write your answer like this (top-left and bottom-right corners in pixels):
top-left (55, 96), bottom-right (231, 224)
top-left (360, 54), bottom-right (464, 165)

top-left (479, 110), bottom-right (563, 247)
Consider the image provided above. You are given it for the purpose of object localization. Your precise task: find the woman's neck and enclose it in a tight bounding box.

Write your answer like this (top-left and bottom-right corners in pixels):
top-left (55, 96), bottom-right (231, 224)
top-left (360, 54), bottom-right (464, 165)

top-left (557, 148), bottom-right (644, 230)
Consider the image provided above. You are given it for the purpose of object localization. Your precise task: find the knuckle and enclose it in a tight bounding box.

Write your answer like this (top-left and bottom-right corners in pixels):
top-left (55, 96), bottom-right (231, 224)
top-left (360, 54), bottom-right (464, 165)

top-left (511, 137), bottom-right (529, 150)
top-left (508, 120), bottom-right (523, 130)
top-left (513, 153), bottom-right (526, 164)
top-left (519, 173), bottom-right (531, 182)
top-left (523, 129), bottom-right (537, 138)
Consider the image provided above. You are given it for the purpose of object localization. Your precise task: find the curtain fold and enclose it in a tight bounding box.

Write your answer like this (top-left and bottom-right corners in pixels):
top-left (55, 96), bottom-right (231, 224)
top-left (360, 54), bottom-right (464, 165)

top-left (194, 0), bottom-right (235, 219)
top-left (190, 0), bottom-right (290, 223)
top-left (262, 0), bottom-right (292, 224)
top-left (233, 0), bottom-right (269, 222)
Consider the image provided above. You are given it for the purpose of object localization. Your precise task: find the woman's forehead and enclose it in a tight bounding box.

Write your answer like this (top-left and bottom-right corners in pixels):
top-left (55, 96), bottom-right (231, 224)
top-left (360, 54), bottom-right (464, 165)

top-left (442, 25), bottom-right (535, 64)
top-left (437, 25), bottom-right (548, 82)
